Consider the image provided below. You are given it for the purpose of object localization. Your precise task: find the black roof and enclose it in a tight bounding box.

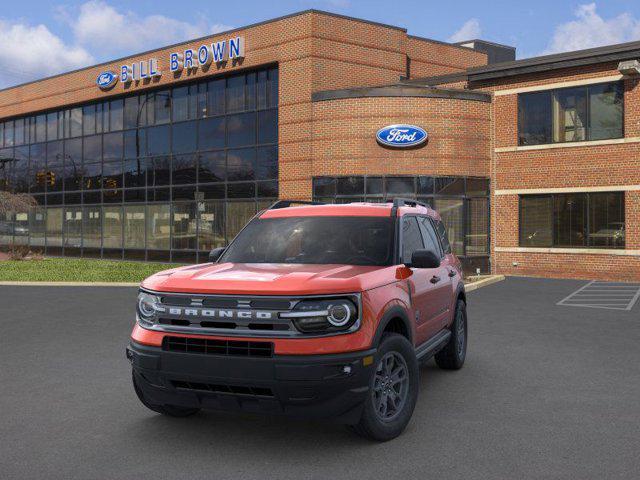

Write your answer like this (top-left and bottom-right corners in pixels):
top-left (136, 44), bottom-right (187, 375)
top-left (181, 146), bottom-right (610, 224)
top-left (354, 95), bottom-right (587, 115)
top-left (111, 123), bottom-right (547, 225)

top-left (467, 39), bottom-right (640, 81)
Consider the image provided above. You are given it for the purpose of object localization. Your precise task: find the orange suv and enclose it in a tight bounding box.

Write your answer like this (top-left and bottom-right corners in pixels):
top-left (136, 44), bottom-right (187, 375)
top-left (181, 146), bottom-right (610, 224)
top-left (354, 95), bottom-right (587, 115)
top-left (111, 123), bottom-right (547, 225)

top-left (127, 199), bottom-right (467, 441)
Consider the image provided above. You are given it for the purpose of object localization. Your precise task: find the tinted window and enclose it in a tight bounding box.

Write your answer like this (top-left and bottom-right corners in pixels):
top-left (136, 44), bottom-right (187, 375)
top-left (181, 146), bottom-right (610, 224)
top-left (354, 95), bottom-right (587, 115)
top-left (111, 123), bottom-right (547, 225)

top-left (401, 217), bottom-right (424, 264)
top-left (435, 220), bottom-right (452, 254)
top-left (589, 83), bottom-right (623, 140)
top-left (198, 117), bottom-right (225, 150)
top-left (147, 125), bottom-right (170, 155)
top-left (418, 216), bottom-right (442, 257)
top-left (227, 148), bottom-right (255, 181)
top-left (520, 195), bottom-right (553, 247)
top-left (227, 112), bottom-right (256, 147)
top-left (256, 146), bottom-right (277, 180)
top-left (518, 91), bottom-right (552, 145)
top-left (553, 87), bottom-right (587, 143)
top-left (257, 109), bottom-right (277, 144)
top-left (172, 121), bottom-right (197, 154)
top-left (519, 82), bottom-right (623, 145)
top-left (222, 216), bottom-right (394, 266)
top-left (519, 192), bottom-right (624, 249)
top-left (198, 151), bottom-right (225, 183)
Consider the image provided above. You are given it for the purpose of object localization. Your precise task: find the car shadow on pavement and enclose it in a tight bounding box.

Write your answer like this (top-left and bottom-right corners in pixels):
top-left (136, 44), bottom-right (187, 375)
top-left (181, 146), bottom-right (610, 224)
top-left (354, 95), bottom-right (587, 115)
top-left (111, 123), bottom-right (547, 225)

top-left (119, 360), bottom-right (451, 450)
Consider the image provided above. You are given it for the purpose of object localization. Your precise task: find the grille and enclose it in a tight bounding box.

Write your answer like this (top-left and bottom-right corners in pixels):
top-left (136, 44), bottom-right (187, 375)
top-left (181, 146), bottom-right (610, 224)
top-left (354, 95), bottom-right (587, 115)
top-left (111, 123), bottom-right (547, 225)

top-left (171, 380), bottom-right (274, 397)
top-left (162, 336), bottom-right (274, 357)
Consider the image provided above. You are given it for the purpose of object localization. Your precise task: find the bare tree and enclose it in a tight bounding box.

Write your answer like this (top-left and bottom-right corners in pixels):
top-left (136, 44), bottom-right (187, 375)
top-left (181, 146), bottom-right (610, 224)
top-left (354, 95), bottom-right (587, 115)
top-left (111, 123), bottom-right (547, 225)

top-left (0, 191), bottom-right (37, 216)
top-left (0, 192), bottom-right (38, 258)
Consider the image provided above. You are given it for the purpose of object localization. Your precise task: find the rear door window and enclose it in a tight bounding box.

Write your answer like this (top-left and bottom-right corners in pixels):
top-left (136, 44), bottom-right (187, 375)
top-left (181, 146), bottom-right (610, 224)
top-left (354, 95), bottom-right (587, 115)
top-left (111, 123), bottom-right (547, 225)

top-left (435, 220), bottom-right (452, 254)
top-left (418, 216), bottom-right (443, 257)
top-left (401, 216), bottom-right (424, 264)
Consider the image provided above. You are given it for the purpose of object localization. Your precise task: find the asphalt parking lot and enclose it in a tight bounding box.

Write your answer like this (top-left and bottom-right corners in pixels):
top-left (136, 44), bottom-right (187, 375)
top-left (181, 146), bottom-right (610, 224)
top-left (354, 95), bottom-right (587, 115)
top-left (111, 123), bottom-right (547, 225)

top-left (1, 276), bottom-right (639, 480)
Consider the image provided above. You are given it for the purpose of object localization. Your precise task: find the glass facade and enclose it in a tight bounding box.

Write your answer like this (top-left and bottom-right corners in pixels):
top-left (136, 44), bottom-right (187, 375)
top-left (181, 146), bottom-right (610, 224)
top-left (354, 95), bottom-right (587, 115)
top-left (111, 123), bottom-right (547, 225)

top-left (0, 66), bottom-right (278, 262)
top-left (312, 175), bottom-right (490, 266)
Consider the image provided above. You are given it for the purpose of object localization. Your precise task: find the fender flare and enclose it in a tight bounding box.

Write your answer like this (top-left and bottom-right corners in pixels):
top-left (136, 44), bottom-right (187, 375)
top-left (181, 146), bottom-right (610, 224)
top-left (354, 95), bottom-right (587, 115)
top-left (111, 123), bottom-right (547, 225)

top-left (456, 284), bottom-right (466, 305)
top-left (371, 305), bottom-right (413, 347)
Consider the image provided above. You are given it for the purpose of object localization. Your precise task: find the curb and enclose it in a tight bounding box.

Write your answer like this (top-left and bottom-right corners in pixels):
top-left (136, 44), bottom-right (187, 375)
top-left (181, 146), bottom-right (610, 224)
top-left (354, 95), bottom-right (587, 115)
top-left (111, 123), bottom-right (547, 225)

top-left (464, 275), bottom-right (505, 292)
top-left (0, 281), bottom-right (140, 287)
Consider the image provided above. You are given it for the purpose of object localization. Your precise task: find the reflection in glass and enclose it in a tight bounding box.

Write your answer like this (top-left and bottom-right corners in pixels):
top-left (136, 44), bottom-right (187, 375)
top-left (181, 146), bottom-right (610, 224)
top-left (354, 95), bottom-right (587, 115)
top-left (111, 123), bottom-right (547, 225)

top-left (227, 148), bottom-right (255, 181)
top-left (226, 202), bottom-right (256, 241)
top-left (172, 202), bottom-right (197, 250)
top-left (124, 205), bottom-right (145, 249)
top-left (29, 207), bottom-right (46, 247)
top-left (227, 112), bottom-right (255, 147)
top-left (198, 200), bottom-right (225, 251)
top-left (83, 206), bottom-right (101, 248)
top-left (466, 198), bottom-right (489, 255)
top-left (63, 206), bottom-right (82, 248)
top-left (147, 204), bottom-right (170, 250)
top-left (434, 199), bottom-right (464, 256)
top-left (46, 207), bottom-right (63, 247)
top-left (103, 206), bottom-right (123, 248)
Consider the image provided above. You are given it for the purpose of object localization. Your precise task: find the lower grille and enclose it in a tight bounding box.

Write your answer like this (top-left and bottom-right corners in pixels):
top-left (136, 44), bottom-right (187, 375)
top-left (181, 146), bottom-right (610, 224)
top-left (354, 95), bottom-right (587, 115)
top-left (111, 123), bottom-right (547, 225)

top-left (162, 336), bottom-right (274, 357)
top-left (171, 380), bottom-right (274, 398)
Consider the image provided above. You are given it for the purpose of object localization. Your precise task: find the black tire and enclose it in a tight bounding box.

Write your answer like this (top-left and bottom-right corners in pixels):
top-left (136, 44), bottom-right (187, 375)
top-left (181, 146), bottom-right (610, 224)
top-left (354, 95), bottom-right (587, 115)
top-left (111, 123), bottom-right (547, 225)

top-left (435, 299), bottom-right (467, 370)
top-left (351, 333), bottom-right (419, 441)
top-left (132, 371), bottom-right (200, 418)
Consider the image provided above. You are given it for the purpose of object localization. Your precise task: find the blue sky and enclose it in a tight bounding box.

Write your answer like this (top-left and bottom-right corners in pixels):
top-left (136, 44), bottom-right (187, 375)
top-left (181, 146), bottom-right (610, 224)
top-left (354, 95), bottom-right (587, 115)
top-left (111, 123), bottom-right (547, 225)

top-left (1, 0), bottom-right (640, 88)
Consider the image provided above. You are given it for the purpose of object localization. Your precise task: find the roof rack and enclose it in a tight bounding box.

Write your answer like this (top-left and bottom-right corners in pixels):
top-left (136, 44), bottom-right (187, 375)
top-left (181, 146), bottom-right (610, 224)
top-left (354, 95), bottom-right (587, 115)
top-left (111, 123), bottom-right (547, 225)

top-left (268, 200), bottom-right (325, 210)
top-left (390, 198), bottom-right (431, 216)
top-left (391, 198), bottom-right (430, 208)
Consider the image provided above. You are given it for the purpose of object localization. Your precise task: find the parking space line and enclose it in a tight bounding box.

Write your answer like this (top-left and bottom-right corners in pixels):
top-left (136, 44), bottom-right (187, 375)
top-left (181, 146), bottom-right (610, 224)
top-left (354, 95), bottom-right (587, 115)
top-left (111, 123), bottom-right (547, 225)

top-left (557, 281), bottom-right (640, 311)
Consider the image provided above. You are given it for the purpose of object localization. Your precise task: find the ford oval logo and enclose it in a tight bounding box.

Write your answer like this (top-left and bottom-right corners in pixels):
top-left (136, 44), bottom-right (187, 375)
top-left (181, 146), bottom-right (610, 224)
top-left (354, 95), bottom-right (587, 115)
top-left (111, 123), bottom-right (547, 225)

top-left (96, 71), bottom-right (118, 90)
top-left (376, 124), bottom-right (428, 148)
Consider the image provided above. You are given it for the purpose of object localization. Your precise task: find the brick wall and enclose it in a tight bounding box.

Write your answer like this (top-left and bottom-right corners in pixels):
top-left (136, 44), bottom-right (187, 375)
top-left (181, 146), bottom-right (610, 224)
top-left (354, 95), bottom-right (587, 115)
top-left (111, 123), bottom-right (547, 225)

top-left (309, 95), bottom-right (491, 199)
top-left (406, 37), bottom-right (487, 79)
top-left (480, 63), bottom-right (640, 281)
top-left (0, 10), bottom-right (488, 205)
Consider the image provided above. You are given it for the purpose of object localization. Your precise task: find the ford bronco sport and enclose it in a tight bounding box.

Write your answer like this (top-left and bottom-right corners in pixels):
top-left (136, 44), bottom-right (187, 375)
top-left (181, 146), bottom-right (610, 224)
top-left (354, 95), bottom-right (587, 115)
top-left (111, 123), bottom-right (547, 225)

top-left (127, 198), bottom-right (467, 441)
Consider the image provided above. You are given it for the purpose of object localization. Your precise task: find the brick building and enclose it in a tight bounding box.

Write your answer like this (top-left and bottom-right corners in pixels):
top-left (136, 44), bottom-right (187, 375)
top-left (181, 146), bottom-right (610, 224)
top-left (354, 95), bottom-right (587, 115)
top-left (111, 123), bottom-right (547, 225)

top-left (0, 9), bottom-right (638, 281)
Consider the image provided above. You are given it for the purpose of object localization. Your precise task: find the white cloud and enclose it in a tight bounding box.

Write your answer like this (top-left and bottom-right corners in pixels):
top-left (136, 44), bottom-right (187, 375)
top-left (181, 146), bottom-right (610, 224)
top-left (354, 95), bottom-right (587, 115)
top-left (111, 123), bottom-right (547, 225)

top-left (0, 20), bottom-right (93, 88)
top-left (68, 1), bottom-right (232, 57)
top-left (448, 19), bottom-right (481, 43)
top-left (543, 3), bottom-right (640, 54)
top-left (0, 1), bottom-right (234, 88)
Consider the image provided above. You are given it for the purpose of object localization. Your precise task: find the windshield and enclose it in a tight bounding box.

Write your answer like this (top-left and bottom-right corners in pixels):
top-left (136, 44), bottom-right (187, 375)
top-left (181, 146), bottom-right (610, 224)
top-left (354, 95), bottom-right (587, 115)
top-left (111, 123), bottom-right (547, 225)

top-left (220, 216), bottom-right (394, 266)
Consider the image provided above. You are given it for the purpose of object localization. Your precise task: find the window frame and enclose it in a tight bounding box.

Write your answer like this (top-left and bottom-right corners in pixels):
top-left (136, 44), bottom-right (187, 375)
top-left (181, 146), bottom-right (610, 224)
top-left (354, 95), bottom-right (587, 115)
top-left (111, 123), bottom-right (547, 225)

top-left (518, 192), bottom-right (625, 249)
top-left (418, 215), bottom-right (444, 258)
top-left (517, 81), bottom-right (624, 146)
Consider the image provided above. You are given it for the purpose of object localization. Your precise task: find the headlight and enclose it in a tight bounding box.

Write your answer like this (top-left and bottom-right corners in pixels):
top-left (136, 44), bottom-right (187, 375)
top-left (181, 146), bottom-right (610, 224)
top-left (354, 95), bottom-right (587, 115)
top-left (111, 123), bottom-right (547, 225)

top-left (281, 297), bottom-right (359, 334)
top-left (136, 291), bottom-right (162, 325)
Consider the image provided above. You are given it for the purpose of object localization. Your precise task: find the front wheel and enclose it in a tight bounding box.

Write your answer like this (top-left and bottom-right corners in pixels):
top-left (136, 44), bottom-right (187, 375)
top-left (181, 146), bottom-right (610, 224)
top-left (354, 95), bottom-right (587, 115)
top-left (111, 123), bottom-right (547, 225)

top-left (351, 333), bottom-right (419, 441)
top-left (435, 299), bottom-right (467, 370)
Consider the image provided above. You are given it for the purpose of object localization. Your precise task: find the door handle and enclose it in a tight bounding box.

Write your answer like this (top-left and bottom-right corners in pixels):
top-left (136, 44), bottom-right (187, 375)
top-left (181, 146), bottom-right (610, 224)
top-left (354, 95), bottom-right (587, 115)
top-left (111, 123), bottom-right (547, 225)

top-left (448, 270), bottom-right (457, 278)
top-left (430, 275), bottom-right (441, 284)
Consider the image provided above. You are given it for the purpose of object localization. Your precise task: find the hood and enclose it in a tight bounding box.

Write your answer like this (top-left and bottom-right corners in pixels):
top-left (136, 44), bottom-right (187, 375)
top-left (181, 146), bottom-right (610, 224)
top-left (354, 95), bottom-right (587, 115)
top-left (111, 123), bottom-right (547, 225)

top-left (141, 262), bottom-right (396, 295)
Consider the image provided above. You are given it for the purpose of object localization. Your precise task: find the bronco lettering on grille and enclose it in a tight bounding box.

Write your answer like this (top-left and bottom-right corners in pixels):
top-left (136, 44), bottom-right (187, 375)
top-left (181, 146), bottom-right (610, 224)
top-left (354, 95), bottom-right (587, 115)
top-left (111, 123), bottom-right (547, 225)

top-left (166, 308), bottom-right (275, 320)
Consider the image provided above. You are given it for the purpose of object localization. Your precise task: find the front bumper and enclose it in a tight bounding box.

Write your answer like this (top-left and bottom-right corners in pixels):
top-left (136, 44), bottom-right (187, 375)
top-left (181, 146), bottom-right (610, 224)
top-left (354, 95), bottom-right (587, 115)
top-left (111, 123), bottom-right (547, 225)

top-left (127, 340), bottom-right (376, 423)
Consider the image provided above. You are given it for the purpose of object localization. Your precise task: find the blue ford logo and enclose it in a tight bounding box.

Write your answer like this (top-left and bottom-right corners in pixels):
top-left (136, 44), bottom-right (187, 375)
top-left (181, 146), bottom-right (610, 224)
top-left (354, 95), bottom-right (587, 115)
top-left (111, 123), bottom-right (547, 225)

top-left (376, 124), bottom-right (428, 148)
top-left (96, 71), bottom-right (118, 90)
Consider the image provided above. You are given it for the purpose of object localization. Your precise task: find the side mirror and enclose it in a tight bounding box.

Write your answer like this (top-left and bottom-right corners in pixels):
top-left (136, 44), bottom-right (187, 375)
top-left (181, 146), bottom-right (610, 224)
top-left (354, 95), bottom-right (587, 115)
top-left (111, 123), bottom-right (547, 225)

top-left (208, 247), bottom-right (226, 263)
top-left (407, 249), bottom-right (441, 269)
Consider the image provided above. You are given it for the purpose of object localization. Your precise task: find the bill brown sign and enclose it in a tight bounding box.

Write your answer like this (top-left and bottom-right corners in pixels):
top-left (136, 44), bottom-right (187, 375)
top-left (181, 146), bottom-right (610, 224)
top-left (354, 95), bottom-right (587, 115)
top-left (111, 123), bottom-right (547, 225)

top-left (96, 36), bottom-right (245, 89)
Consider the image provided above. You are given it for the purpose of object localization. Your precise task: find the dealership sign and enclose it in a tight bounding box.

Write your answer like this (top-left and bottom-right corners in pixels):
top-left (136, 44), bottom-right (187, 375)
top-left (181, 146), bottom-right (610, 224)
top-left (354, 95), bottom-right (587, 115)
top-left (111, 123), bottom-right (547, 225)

top-left (96, 71), bottom-right (118, 90)
top-left (96, 36), bottom-right (245, 89)
top-left (376, 124), bottom-right (428, 148)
